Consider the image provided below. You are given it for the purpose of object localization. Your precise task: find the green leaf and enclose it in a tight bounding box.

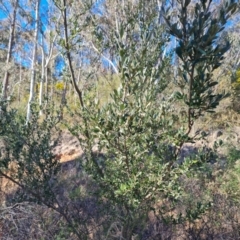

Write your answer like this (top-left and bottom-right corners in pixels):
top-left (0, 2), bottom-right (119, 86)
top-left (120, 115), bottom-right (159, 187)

top-left (174, 91), bottom-right (183, 100)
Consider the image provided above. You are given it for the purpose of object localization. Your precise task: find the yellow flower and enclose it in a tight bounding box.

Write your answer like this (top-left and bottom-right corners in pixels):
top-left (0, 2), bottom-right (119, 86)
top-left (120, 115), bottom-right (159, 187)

top-left (55, 82), bottom-right (64, 91)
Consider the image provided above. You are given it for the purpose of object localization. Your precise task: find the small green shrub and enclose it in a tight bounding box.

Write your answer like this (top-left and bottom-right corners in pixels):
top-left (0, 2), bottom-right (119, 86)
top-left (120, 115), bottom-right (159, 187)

top-left (227, 146), bottom-right (240, 167)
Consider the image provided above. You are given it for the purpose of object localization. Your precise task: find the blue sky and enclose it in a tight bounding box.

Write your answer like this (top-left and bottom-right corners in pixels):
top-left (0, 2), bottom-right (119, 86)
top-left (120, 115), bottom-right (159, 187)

top-left (0, 0), bottom-right (11, 19)
top-left (0, 0), bottom-right (48, 20)
top-left (0, 10), bottom-right (6, 19)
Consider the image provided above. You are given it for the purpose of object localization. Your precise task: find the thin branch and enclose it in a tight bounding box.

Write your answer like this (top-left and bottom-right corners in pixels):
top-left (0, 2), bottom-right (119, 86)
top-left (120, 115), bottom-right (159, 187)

top-left (90, 41), bottom-right (119, 74)
top-left (62, 0), bottom-right (104, 178)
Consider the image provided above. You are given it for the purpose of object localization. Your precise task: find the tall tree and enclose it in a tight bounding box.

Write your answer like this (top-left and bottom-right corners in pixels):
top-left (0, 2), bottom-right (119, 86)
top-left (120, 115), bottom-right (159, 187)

top-left (26, 0), bottom-right (40, 123)
top-left (39, 26), bottom-right (59, 114)
top-left (1, 0), bottom-right (18, 101)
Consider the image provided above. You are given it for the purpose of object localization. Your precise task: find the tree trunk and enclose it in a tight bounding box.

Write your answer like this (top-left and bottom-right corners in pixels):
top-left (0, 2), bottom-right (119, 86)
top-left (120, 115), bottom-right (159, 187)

top-left (18, 55), bottom-right (22, 103)
top-left (26, 0), bottom-right (40, 123)
top-left (1, 0), bottom-right (18, 100)
top-left (39, 44), bottom-right (45, 115)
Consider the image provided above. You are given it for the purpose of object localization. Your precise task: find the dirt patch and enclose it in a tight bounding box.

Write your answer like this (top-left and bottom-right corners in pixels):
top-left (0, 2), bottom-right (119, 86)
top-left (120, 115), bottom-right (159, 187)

top-left (52, 131), bottom-right (83, 163)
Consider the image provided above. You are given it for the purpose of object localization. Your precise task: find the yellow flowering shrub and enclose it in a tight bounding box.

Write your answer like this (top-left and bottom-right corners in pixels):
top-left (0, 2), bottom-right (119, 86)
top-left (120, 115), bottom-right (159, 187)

top-left (55, 82), bottom-right (65, 91)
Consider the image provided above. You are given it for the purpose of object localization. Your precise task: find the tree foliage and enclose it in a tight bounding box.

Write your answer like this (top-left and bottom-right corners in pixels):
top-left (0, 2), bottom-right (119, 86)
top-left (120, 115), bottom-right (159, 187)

top-left (0, 0), bottom-right (239, 239)
top-left (67, 0), bottom-right (238, 238)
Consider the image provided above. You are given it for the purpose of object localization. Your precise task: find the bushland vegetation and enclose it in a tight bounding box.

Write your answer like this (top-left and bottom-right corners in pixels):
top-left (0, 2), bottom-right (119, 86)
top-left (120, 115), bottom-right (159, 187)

top-left (0, 0), bottom-right (240, 239)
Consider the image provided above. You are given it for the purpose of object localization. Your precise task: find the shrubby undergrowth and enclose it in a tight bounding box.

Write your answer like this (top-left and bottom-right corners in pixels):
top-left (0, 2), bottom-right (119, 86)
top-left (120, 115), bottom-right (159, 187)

top-left (0, 0), bottom-right (240, 239)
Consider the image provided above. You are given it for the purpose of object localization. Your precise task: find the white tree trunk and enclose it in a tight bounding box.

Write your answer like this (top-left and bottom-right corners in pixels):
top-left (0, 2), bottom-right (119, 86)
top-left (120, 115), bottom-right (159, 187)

top-left (26, 0), bottom-right (40, 123)
top-left (39, 43), bottom-right (45, 115)
top-left (39, 32), bottom-right (58, 115)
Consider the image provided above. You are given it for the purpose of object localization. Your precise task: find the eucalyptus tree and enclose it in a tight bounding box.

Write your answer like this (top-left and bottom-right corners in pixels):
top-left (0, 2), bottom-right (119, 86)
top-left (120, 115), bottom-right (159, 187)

top-left (26, 0), bottom-right (40, 123)
top-left (0, 0), bottom-right (37, 105)
top-left (1, 0), bottom-right (19, 101)
top-left (38, 0), bottom-right (61, 114)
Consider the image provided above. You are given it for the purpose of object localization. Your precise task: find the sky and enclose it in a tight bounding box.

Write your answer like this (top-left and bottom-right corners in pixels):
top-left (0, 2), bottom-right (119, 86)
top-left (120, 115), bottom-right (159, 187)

top-left (0, 0), bottom-right (48, 20)
top-left (0, 1), bottom-right (11, 19)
